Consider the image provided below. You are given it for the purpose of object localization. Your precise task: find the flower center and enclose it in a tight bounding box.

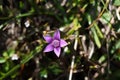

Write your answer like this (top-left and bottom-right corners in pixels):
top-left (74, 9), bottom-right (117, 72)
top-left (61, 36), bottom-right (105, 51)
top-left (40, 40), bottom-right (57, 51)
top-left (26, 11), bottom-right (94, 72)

top-left (52, 40), bottom-right (60, 47)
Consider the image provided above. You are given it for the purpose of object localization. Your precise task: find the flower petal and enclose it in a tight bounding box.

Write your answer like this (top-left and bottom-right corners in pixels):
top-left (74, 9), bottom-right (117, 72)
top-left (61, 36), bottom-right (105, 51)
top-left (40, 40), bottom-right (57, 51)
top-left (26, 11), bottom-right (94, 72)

top-left (54, 47), bottom-right (61, 57)
top-left (60, 39), bottom-right (67, 47)
top-left (43, 35), bottom-right (53, 43)
top-left (44, 44), bottom-right (54, 52)
top-left (53, 30), bottom-right (60, 40)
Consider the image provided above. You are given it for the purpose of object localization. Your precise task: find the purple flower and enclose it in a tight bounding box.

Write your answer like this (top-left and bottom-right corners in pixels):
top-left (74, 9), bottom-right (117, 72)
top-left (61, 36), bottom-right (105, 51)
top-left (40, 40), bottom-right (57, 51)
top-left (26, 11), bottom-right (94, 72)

top-left (43, 30), bottom-right (67, 57)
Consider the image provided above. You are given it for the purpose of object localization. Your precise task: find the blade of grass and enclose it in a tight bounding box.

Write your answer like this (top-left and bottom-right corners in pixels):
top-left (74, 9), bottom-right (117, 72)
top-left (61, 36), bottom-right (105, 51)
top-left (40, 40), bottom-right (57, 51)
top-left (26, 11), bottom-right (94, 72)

top-left (91, 27), bottom-right (101, 48)
top-left (94, 23), bottom-right (104, 38)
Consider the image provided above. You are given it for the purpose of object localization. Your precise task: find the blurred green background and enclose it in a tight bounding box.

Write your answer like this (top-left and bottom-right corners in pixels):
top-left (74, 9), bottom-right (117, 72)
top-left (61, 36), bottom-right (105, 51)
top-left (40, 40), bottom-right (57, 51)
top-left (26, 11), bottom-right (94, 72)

top-left (0, 0), bottom-right (120, 80)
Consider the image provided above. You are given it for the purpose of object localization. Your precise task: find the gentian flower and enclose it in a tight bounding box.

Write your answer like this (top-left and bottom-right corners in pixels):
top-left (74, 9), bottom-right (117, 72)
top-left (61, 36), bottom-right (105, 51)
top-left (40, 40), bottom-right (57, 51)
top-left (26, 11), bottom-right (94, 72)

top-left (43, 30), bottom-right (67, 57)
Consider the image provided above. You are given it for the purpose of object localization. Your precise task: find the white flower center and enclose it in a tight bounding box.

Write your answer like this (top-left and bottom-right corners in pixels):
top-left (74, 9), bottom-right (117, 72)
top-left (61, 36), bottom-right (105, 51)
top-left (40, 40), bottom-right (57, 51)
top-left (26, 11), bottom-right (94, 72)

top-left (52, 40), bottom-right (60, 47)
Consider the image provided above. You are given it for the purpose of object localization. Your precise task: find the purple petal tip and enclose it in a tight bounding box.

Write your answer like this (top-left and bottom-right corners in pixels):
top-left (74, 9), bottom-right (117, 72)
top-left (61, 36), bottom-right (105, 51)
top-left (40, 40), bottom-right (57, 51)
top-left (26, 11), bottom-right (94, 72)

top-left (54, 47), bottom-right (61, 57)
top-left (43, 35), bottom-right (53, 43)
top-left (44, 44), bottom-right (54, 52)
top-left (53, 30), bottom-right (60, 40)
top-left (60, 39), bottom-right (67, 47)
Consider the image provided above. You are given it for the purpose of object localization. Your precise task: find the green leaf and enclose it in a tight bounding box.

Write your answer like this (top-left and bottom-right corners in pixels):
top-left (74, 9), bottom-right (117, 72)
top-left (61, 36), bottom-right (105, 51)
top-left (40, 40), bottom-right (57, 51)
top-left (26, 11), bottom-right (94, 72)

top-left (40, 69), bottom-right (48, 78)
top-left (115, 40), bottom-right (120, 49)
top-left (114, 54), bottom-right (120, 61)
top-left (100, 12), bottom-right (112, 24)
top-left (0, 57), bottom-right (6, 63)
top-left (4, 62), bottom-right (10, 72)
top-left (111, 40), bottom-right (120, 54)
top-left (0, 72), bottom-right (5, 76)
top-left (86, 13), bottom-right (92, 24)
top-left (52, 68), bottom-right (62, 75)
top-left (67, 18), bottom-right (81, 35)
top-left (98, 55), bottom-right (106, 63)
top-left (91, 27), bottom-right (101, 48)
top-left (48, 63), bottom-right (62, 75)
top-left (94, 23), bottom-right (104, 38)
top-left (113, 0), bottom-right (120, 6)
top-left (19, 1), bottom-right (24, 9)
top-left (7, 49), bottom-right (15, 57)
top-left (3, 52), bottom-right (9, 59)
